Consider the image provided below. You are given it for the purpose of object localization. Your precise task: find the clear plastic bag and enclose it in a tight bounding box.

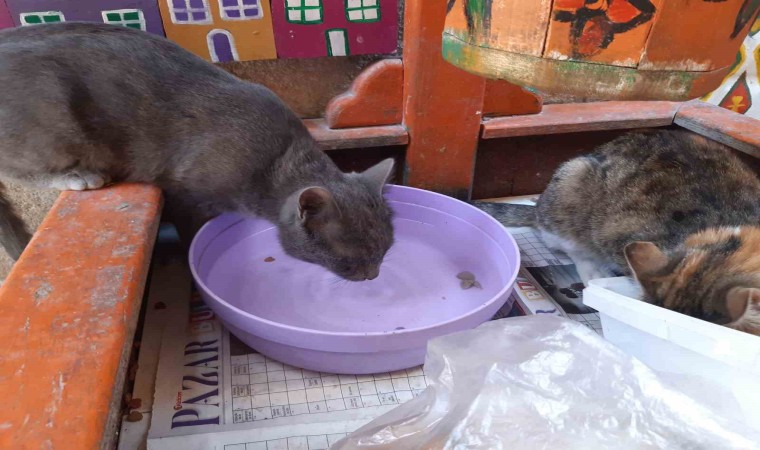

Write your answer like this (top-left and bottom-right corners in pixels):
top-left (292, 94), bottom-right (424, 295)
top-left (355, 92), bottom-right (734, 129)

top-left (333, 316), bottom-right (760, 450)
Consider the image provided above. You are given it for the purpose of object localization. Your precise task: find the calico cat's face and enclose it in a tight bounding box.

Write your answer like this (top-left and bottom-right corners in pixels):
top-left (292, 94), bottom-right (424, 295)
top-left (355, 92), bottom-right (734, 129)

top-left (625, 227), bottom-right (760, 336)
top-left (278, 159), bottom-right (395, 282)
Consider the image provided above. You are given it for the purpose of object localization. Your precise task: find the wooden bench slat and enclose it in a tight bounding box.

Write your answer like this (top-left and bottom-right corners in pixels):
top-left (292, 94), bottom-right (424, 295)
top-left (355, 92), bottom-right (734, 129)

top-left (305, 119), bottom-right (409, 150)
top-left (0, 184), bottom-right (162, 449)
top-left (481, 101), bottom-right (680, 139)
top-left (675, 101), bottom-right (760, 158)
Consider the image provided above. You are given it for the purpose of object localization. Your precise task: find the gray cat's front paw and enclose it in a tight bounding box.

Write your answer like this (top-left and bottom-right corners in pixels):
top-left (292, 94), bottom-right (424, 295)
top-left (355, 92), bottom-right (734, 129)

top-left (50, 172), bottom-right (109, 191)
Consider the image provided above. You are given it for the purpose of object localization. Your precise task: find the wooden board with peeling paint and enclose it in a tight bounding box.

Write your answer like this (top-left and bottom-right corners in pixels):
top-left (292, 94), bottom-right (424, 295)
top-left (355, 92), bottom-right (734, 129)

top-left (445, 0), bottom-right (552, 56)
top-left (543, 0), bottom-right (664, 67)
top-left (639, 0), bottom-right (760, 71)
top-left (442, 0), bottom-right (760, 101)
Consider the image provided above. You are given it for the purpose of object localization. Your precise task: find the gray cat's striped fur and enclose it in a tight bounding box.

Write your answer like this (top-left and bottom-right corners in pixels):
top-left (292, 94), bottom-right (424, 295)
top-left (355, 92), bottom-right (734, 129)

top-left (0, 23), bottom-right (394, 281)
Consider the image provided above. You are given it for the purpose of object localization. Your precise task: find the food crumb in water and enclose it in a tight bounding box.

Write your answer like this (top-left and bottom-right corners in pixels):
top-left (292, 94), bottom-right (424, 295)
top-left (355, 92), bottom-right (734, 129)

top-left (264, 257), bottom-right (275, 262)
top-left (456, 271), bottom-right (475, 281)
top-left (395, 327), bottom-right (405, 330)
top-left (457, 271), bottom-right (483, 290)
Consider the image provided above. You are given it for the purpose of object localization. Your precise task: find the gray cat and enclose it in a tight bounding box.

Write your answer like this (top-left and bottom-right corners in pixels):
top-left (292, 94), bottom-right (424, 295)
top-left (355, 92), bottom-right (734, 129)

top-left (0, 23), bottom-right (394, 281)
top-left (476, 130), bottom-right (760, 334)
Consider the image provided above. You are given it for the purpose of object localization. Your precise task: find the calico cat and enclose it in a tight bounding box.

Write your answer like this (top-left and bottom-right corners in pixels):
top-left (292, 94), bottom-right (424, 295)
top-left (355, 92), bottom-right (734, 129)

top-left (476, 130), bottom-right (760, 335)
top-left (0, 23), bottom-right (394, 281)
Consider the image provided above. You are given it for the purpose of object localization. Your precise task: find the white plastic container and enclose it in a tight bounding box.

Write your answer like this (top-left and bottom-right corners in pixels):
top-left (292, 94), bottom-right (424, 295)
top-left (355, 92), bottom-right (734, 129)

top-left (584, 277), bottom-right (760, 427)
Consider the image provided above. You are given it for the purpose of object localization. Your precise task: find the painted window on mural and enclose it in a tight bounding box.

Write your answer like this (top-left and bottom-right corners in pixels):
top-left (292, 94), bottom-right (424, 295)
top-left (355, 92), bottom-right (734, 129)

top-left (102, 9), bottom-right (146, 30)
top-left (345, 0), bottom-right (380, 23)
top-left (219, 0), bottom-right (262, 20)
top-left (286, 0), bottom-right (323, 24)
top-left (207, 29), bottom-right (239, 62)
top-left (169, 0), bottom-right (212, 24)
top-left (20, 11), bottom-right (64, 26)
top-left (326, 28), bottom-right (348, 56)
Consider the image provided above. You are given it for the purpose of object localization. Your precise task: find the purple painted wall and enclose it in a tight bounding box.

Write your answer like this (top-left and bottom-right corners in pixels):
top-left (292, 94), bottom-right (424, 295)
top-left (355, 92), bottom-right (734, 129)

top-left (5, 0), bottom-right (165, 36)
top-left (0, 1), bottom-right (13, 29)
top-left (271, 0), bottom-right (398, 58)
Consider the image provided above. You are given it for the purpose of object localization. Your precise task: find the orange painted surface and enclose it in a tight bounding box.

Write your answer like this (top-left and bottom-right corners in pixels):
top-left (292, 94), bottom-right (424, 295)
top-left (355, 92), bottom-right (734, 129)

top-left (0, 184), bottom-right (162, 450)
top-left (404, 0), bottom-right (487, 199)
top-left (158, 0), bottom-right (276, 62)
top-left (325, 59), bottom-right (403, 129)
top-left (544, 0), bottom-right (663, 67)
top-left (483, 80), bottom-right (543, 117)
top-left (640, 0), bottom-right (755, 70)
top-left (445, 0), bottom-right (551, 56)
top-left (442, 1), bottom-right (756, 101)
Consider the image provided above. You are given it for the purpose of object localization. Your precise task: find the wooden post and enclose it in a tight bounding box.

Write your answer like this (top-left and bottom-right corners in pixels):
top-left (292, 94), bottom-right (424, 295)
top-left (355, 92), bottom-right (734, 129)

top-left (401, 0), bottom-right (487, 200)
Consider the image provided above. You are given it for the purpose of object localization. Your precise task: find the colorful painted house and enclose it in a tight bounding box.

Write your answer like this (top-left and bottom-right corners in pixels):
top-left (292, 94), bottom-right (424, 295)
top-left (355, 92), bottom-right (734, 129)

top-left (157, 0), bottom-right (277, 63)
top-left (271, 0), bottom-right (398, 58)
top-left (4, 0), bottom-right (166, 35)
top-left (0, 1), bottom-right (13, 29)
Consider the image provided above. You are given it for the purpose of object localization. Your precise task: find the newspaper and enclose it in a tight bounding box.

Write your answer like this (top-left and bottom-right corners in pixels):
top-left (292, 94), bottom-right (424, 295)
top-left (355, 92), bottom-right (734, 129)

top-left (145, 281), bottom-right (521, 449)
top-left (121, 198), bottom-right (601, 449)
top-left (496, 196), bottom-right (603, 334)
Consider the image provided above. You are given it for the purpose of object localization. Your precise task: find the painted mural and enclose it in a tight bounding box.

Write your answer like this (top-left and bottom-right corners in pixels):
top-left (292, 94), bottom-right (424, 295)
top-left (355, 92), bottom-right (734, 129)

top-left (157, 0), bottom-right (277, 62)
top-left (552, 0), bottom-right (656, 59)
top-left (0, 1), bottom-right (13, 29)
top-left (4, 0), bottom-right (166, 35)
top-left (0, 1), bottom-right (400, 62)
top-left (271, 0), bottom-right (398, 58)
top-left (702, 18), bottom-right (760, 118)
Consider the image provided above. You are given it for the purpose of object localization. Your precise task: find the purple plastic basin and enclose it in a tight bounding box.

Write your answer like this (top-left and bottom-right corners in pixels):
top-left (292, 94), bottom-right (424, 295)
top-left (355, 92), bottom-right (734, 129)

top-left (190, 185), bottom-right (520, 374)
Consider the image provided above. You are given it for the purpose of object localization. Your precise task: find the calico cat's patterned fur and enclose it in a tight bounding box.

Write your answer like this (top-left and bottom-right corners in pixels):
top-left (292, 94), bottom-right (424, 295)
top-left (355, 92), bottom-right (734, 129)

top-left (476, 130), bottom-right (760, 335)
top-left (0, 23), bottom-right (394, 281)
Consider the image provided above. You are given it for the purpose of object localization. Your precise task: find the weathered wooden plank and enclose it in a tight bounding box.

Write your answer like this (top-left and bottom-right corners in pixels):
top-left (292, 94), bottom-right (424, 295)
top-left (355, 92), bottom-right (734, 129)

top-left (442, 33), bottom-right (730, 101)
top-left (444, 0), bottom-right (552, 56)
top-left (639, 0), bottom-right (755, 71)
top-left (675, 101), bottom-right (760, 158)
top-left (304, 119), bottom-right (408, 150)
top-left (0, 184), bottom-right (162, 450)
top-left (543, 0), bottom-right (663, 67)
top-left (481, 101), bottom-right (679, 139)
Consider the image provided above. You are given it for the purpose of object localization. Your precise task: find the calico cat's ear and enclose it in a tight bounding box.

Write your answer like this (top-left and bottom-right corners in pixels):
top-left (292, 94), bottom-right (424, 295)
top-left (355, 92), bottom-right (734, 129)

top-left (726, 287), bottom-right (760, 323)
top-left (298, 187), bottom-right (339, 229)
top-left (624, 241), bottom-right (668, 279)
top-left (361, 158), bottom-right (395, 194)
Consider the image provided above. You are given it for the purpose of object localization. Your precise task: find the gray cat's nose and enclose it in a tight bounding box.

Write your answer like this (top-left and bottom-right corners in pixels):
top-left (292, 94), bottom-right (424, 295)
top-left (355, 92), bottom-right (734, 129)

top-left (366, 267), bottom-right (380, 280)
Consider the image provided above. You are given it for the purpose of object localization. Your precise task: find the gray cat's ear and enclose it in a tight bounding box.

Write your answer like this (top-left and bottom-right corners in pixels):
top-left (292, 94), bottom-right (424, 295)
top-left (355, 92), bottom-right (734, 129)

top-left (726, 287), bottom-right (760, 323)
top-left (361, 158), bottom-right (395, 194)
top-left (624, 241), bottom-right (668, 280)
top-left (298, 187), bottom-right (339, 229)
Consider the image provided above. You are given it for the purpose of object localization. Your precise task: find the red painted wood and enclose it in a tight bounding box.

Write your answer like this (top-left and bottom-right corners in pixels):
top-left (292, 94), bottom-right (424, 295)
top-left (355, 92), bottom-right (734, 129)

top-left (402, 0), bottom-right (486, 199)
top-left (482, 101), bottom-right (680, 139)
top-left (675, 101), bottom-right (760, 158)
top-left (325, 59), bottom-right (403, 129)
top-left (483, 80), bottom-right (543, 117)
top-left (304, 119), bottom-right (408, 150)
